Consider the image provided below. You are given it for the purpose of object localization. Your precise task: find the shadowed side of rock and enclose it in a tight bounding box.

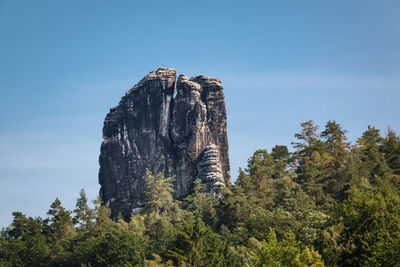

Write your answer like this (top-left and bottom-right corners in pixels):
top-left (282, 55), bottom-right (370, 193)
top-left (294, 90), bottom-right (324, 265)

top-left (99, 68), bottom-right (230, 219)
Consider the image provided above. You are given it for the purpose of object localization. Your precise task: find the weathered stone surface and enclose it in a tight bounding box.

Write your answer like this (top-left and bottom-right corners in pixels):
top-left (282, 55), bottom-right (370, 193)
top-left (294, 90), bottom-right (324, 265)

top-left (197, 144), bottom-right (225, 197)
top-left (99, 68), bottom-right (230, 219)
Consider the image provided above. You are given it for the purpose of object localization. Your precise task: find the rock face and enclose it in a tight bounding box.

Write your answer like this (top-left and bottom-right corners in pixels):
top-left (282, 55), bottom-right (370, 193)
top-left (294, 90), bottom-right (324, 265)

top-left (99, 68), bottom-right (230, 219)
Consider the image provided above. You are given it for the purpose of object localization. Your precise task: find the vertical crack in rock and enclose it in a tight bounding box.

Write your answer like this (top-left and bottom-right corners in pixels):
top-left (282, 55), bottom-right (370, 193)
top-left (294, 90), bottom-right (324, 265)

top-left (99, 67), bottom-right (231, 219)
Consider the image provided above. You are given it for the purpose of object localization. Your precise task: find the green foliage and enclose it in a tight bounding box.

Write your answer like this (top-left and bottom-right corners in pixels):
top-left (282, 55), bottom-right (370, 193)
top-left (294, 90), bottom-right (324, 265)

top-left (92, 195), bottom-right (114, 236)
top-left (143, 169), bottom-right (176, 216)
top-left (2, 121), bottom-right (400, 266)
top-left (295, 247), bottom-right (325, 267)
top-left (89, 228), bottom-right (147, 266)
top-left (333, 175), bottom-right (400, 266)
top-left (73, 188), bottom-right (95, 235)
top-left (293, 120), bottom-right (353, 209)
top-left (144, 213), bottom-right (176, 257)
top-left (293, 120), bottom-right (323, 151)
top-left (321, 120), bottom-right (348, 153)
top-left (255, 229), bottom-right (324, 267)
top-left (246, 149), bottom-right (275, 188)
top-left (46, 198), bottom-right (76, 264)
top-left (299, 211), bottom-right (329, 247)
top-left (382, 127), bottom-right (400, 175)
top-left (145, 253), bottom-right (174, 267)
top-left (167, 220), bottom-right (226, 266)
top-left (0, 213), bottom-right (49, 266)
top-left (302, 151), bottom-right (334, 207)
top-left (271, 145), bottom-right (293, 179)
top-left (321, 220), bottom-right (345, 266)
top-left (183, 179), bottom-right (219, 227)
top-left (354, 126), bottom-right (393, 183)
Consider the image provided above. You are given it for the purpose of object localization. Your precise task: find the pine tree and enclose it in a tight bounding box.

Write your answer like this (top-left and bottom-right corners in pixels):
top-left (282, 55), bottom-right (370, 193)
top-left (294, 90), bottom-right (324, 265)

top-left (382, 127), bottom-right (400, 175)
top-left (333, 176), bottom-right (400, 266)
top-left (271, 145), bottom-right (293, 179)
top-left (92, 195), bottom-right (114, 236)
top-left (292, 120), bottom-right (325, 181)
top-left (321, 121), bottom-right (348, 153)
top-left (293, 120), bottom-right (330, 207)
top-left (143, 169), bottom-right (175, 216)
top-left (184, 179), bottom-right (218, 227)
top-left (354, 126), bottom-right (392, 183)
top-left (73, 188), bottom-right (95, 235)
top-left (167, 219), bottom-right (226, 266)
top-left (0, 213), bottom-right (50, 266)
top-left (320, 121), bottom-right (351, 201)
top-left (246, 149), bottom-right (274, 189)
top-left (292, 120), bottom-right (323, 153)
top-left (46, 198), bottom-right (75, 263)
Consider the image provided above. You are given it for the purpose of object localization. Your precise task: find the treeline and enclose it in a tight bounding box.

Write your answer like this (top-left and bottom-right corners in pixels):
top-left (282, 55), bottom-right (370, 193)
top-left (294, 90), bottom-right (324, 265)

top-left (1, 120), bottom-right (400, 266)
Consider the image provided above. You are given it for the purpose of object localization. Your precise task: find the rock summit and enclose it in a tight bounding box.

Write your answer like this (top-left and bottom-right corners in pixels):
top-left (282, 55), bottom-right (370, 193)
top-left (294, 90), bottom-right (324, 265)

top-left (99, 68), bottom-right (230, 219)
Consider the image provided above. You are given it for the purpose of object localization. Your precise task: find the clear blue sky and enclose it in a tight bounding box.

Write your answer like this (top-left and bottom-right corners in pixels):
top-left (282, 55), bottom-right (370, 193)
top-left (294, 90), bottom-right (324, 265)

top-left (1, 0), bottom-right (399, 227)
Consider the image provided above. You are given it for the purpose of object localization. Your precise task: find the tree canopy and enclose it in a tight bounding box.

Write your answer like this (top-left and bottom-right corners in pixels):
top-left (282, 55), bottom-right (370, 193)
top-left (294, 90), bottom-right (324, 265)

top-left (1, 120), bottom-right (399, 266)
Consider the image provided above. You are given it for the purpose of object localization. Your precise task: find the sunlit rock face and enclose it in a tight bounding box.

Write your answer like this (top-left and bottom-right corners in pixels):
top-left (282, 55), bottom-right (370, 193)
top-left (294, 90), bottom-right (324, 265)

top-left (98, 68), bottom-right (230, 219)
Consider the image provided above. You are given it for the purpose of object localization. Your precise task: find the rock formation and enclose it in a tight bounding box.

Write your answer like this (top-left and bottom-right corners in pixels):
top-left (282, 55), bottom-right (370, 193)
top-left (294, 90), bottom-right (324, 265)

top-left (98, 68), bottom-right (230, 219)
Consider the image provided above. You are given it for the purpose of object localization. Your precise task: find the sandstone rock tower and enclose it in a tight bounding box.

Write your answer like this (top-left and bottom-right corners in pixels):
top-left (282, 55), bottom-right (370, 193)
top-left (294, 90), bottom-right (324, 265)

top-left (98, 68), bottom-right (230, 219)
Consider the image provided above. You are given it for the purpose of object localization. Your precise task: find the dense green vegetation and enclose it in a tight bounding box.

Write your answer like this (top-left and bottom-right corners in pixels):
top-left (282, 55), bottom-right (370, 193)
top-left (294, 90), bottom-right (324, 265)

top-left (1, 120), bottom-right (400, 266)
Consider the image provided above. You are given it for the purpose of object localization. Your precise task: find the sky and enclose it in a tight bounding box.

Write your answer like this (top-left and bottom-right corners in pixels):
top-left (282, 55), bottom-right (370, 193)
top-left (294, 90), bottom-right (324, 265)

top-left (1, 0), bottom-right (399, 228)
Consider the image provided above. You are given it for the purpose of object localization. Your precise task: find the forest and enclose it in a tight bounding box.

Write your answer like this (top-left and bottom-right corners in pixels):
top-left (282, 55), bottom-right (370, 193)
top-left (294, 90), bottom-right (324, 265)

top-left (1, 120), bottom-right (399, 267)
